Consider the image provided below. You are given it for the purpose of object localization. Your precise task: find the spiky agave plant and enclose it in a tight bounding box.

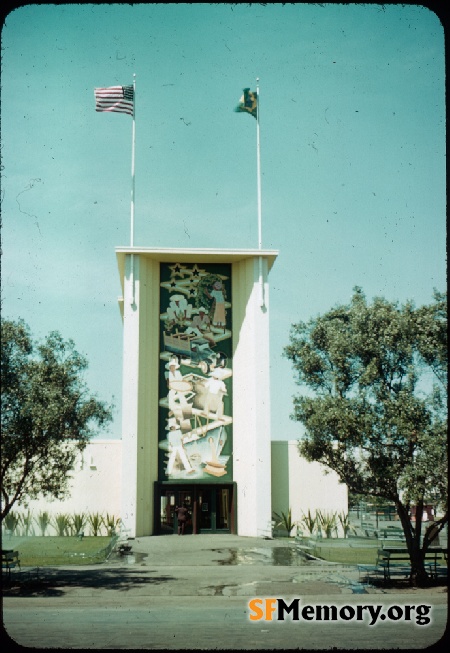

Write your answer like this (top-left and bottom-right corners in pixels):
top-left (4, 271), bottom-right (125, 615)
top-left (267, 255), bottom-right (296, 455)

top-left (300, 509), bottom-right (317, 536)
top-left (36, 511), bottom-right (51, 536)
top-left (53, 513), bottom-right (71, 537)
top-left (20, 510), bottom-right (35, 536)
top-left (3, 511), bottom-right (20, 536)
top-left (88, 512), bottom-right (104, 536)
top-left (317, 510), bottom-right (338, 538)
top-left (72, 513), bottom-right (87, 536)
top-left (105, 514), bottom-right (121, 536)
top-left (272, 508), bottom-right (296, 536)
top-left (337, 511), bottom-right (354, 538)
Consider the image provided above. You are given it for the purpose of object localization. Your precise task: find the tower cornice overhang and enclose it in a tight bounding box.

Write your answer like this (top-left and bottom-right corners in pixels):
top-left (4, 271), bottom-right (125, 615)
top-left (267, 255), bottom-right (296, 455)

top-left (116, 246), bottom-right (279, 295)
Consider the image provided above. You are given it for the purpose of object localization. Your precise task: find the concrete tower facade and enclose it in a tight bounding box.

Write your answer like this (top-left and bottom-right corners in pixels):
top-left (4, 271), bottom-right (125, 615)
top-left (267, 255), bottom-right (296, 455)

top-left (116, 247), bottom-right (278, 537)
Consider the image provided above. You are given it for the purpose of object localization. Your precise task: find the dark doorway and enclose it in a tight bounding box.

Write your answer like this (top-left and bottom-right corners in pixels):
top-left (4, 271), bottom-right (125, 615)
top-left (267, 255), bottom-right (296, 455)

top-left (159, 489), bottom-right (193, 535)
top-left (156, 484), bottom-right (235, 534)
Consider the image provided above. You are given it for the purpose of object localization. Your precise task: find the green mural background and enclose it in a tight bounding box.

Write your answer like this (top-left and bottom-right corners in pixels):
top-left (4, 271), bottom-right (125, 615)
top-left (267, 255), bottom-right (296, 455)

top-left (158, 263), bottom-right (232, 482)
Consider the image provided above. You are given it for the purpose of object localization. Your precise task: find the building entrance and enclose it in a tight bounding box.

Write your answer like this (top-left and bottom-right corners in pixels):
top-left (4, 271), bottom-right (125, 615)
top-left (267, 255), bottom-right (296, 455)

top-left (156, 484), bottom-right (235, 534)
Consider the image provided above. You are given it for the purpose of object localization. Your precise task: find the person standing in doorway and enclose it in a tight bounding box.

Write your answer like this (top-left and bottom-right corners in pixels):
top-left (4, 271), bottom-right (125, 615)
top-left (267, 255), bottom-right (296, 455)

top-left (174, 503), bottom-right (189, 535)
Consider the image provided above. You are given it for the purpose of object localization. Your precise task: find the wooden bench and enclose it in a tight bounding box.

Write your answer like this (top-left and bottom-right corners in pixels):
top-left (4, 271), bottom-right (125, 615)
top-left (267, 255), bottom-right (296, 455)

top-left (357, 563), bottom-right (382, 581)
top-left (358, 547), bottom-right (447, 583)
top-left (2, 549), bottom-right (21, 582)
top-left (425, 548), bottom-right (448, 578)
top-left (361, 522), bottom-right (378, 538)
top-left (377, 547), bottom-right (447, 580)
top-left (377, 548), bottom-right (411, 580)
top-left (434, 563), bottom-right (448, 579)
top-left (379, 527), bottom-right (405, 541)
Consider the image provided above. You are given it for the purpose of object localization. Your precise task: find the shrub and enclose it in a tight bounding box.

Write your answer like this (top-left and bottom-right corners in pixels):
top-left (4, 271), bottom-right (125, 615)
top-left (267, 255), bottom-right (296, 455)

top-left (300, 509), bottom-right (317, 536)
top-left (337, 511), bottom-right (355, 538)
top-left (36, 511), bottom-right (51, 536)
top-left (105, 513), bottom-right (121, 536)
top-left (53, 513), bottom-right (71, 536)
top-left (3, 511), bottom-right (20, 535)
top-left (88, 512), bottom-right (104, 536)
top-left (20, 510), bottom-right (35, 536)
top-left (72, 513), bottom-right (87, 536)
top-left (317, 510), bottom-right (338, 538)
top-left (273, 508), bottom-right (296, 536)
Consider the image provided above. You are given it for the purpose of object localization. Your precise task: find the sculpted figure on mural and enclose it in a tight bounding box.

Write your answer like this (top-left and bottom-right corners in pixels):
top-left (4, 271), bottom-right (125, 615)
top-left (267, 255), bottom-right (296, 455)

top-left (166, 294), bottom-right (193, 332)
top-left (185, 307), bottom-right (215, 345)
top-left (166, 417), bottom-right (195, 475)
top-left (203, 368), bottom-right (227, 419)
top-left (165, 357), bottom-right (194, 422)
top-left (195, 274), bottom-right (228, 332)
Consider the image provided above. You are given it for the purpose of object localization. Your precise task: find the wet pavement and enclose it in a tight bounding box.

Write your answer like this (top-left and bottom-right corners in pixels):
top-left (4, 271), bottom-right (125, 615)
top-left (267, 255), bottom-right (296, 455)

top-left (212, 546), bottom-right (314, 566)
top-left (2, 534), bottom-right (448, 650)
top-left (111, 544), bottom-right (318, 568)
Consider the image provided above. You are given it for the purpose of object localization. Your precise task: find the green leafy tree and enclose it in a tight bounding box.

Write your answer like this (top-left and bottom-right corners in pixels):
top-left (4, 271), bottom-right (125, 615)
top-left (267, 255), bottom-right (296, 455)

top-left (284, 288), bottom-right (447, 585)
top-left (1, 319), bottom-right (113, 521)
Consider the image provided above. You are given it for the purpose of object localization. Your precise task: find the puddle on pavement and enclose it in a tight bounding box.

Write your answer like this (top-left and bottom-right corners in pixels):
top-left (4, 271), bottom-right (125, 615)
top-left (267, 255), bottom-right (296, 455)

top-left (109, 547), bottom-right (311, 567)
top-left (214, 547), bottom-right (313, 566)
top-left (110, 551), bottom-right (148, 565)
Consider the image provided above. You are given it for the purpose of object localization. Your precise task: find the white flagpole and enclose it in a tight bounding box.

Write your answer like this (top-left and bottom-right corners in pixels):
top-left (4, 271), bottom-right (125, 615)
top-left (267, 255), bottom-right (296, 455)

top-left (130, 73), bottom-right (136, 247)
top-left (256, 78), bottom-right (264, 307)
top-left (130, 73), bottom-right (136, 304)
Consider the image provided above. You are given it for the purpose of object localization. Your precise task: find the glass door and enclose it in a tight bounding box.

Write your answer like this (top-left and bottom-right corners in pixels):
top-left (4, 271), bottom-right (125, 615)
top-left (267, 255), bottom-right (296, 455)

top-left (158, 485), bottom-right (232, 533)
top-left (195, 486), bottom-right (230, 532)
top-left (175, 490), bottom-right (193, 535)
top-left (160, 491), bottom-right (176, 534)
top-left (216, 488), bottom-right (230, 530)
top-left (197, 487), bottom-right (212, 530)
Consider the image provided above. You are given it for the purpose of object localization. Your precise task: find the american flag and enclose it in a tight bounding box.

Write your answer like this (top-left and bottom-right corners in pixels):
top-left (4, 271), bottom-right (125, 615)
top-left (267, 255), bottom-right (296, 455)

top-left (94, 85), bottom-right (134, 116)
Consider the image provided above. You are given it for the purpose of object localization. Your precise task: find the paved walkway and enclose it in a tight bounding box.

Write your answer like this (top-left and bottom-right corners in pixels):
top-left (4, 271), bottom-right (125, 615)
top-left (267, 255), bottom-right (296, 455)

top-left (2, 534), bottom-right (448, 650)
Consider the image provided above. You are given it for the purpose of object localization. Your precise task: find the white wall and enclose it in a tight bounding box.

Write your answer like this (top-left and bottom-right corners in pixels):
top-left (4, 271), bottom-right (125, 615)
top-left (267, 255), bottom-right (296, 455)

top-left (232, 257), bottom-right (272, 537)
top-left (120, 254), bottom-right (160, 537)
top-left (271, 440), bottom-right (348, 535)
top-left (11, 440), bottom-right (122, 535)
top-left (10, 439), bottom-right (347, 539)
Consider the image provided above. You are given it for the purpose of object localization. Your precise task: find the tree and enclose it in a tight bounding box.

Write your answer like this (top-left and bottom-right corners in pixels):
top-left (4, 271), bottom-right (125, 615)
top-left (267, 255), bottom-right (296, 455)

top-left (1, 319), bottom-right (113, 521)
top-left (284, 288), bottom-right (447, 585)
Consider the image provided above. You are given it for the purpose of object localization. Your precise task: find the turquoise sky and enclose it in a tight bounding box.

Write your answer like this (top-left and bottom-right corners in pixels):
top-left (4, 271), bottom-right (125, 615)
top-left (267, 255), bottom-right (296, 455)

top-left (1, 4), bottom-right (446, 440)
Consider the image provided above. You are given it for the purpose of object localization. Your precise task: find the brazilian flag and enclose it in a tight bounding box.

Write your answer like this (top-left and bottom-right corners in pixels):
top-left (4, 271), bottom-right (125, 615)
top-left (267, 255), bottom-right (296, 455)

top-left (235, 88), bottom-right (257, 119)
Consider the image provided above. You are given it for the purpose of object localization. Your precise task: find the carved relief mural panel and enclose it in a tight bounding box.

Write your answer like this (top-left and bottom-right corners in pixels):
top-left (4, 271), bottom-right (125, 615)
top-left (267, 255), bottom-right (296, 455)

top-left (158, 263), bottom-right (232, 482)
